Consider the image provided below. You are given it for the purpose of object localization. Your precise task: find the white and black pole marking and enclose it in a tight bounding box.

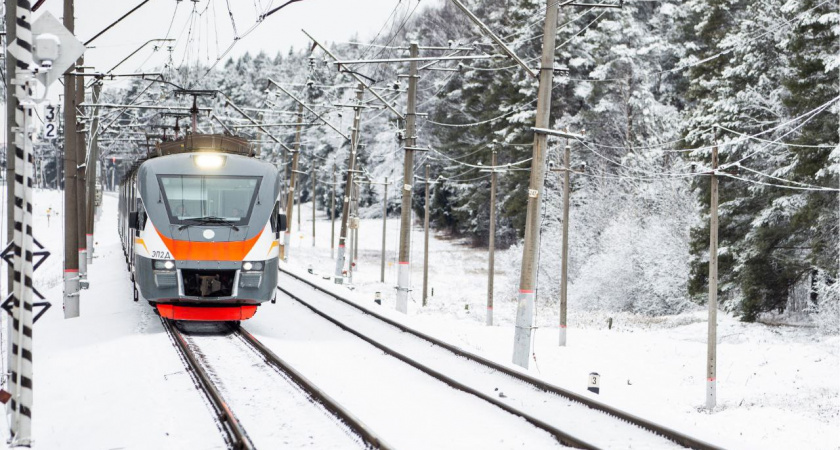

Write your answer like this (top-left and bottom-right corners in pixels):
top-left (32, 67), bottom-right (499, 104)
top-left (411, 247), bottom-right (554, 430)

top-left (587, 372), bottom-right (600, 395)
top-left (9, 0), bottom-right (36, 444)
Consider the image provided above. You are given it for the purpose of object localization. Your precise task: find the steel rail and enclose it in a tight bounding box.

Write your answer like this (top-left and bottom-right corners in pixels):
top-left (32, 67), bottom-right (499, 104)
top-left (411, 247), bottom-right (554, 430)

top-left (235, 326), bottom-right (392, 450)
top-left (274, 285), bottom-right (596, 449)
top-left (278, 268), bottom-right (724, 450)
top-left (162, 319), bottom-right (255, 450)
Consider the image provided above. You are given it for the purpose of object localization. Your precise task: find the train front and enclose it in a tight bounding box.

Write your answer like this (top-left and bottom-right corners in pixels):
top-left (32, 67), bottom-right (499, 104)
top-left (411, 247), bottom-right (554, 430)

top-left (129, 152), bottom-right (284, 321)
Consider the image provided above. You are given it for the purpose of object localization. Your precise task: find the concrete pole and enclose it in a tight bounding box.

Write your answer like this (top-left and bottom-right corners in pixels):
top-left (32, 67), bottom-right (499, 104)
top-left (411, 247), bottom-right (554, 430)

top-left (396, 42), bottom-right (419, 313)
top-left (5, 0), bottom-right (16, 296)
top-left (85, 81), bottom-right (101, 265)
top-left (512, 0), bottom-right (560, 368)
top-left (297, 182), bottom-right (301, 232)
top-left (380, 177), bottom-right (388, 283)
top-left (283, 104), bottom-right (304, 261)
top-left (422, 164), bottom-right (430, 307)
top-left (353, 174), bottom-right (360, 261)
top-left (707, 136), bottom-right (719, 410)
top-left (559, 141), bottom-right (571, 346)
top-left (487, 148), bottom-right (497, 326)
top-left (349, 178), bottom-right (358, 282)
top-left (75, 65), bottom-right (87, 283)
top-left (63, 0), bottom-right (80, 318)
top-left (334, 85), bottom-right (365, 282)
top-left (331, 165), bottom-right (336, 258)
top-left (312, 167), bottom-right (316, 246)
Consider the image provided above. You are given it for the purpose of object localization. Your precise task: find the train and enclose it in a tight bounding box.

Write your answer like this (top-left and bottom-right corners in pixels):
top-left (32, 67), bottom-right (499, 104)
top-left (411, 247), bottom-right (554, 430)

top-left (118, 134), bottom-right (286, 321)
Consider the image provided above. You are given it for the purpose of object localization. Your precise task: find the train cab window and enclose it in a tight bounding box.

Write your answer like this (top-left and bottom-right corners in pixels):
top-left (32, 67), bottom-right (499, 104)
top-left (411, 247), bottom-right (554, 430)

top-left (158, 175), bottom-right (261, 225)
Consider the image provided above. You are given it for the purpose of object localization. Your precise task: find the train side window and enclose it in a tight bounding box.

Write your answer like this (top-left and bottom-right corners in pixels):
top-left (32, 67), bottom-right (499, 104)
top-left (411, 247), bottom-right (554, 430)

top-left (270, 201), bottom-right (280, 233)
top-left (136, 199), bottom-right (147, 232)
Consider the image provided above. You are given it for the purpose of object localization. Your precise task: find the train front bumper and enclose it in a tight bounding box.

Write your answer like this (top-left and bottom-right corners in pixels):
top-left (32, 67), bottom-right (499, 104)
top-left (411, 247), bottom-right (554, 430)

top-left (135, 255), bottom-right (278, 305)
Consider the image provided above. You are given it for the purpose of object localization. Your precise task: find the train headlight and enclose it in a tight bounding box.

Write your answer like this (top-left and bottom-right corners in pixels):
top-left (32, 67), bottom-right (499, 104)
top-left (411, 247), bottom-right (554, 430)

top-left (193, 153), bottom-right (226, 169)
top-left (242, 261), bottom-right (264, 271)
top-left (154, 260), bottom-right (176, 270)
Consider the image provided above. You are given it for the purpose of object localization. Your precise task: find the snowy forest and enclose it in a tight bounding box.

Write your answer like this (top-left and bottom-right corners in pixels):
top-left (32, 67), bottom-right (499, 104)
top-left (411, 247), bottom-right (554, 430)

top-left (30, 0), bottom-right (840, 330)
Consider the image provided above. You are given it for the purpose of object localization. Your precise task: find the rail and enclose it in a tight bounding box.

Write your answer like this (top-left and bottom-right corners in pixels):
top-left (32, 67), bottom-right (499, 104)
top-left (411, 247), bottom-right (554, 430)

top-left (162, 319), bottom-right (255, 450)
top-left (278, 267), bottom-right (724, 450)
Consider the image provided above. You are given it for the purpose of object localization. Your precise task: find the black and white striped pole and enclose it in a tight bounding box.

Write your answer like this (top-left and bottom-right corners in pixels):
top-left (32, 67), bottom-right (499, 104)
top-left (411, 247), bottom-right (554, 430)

top-left (7, 1), bottom-right (36, 443)
top-left (2, 8), bottom-right (83, 444)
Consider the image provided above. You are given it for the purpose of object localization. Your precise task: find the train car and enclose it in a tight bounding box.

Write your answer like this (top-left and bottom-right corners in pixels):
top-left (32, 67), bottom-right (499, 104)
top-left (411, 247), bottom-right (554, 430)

top-left (118, 134), bottom-right (286, 321)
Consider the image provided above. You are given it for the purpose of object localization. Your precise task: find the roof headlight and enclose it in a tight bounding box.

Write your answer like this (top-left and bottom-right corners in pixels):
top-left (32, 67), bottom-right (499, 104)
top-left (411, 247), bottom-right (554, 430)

top-left (193, 153), bottom-right (226, 169)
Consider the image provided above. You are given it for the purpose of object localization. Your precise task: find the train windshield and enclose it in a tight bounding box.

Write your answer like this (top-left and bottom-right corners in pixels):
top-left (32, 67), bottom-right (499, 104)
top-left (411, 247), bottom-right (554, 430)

top-left (158, 175), bottom-right (261, 225)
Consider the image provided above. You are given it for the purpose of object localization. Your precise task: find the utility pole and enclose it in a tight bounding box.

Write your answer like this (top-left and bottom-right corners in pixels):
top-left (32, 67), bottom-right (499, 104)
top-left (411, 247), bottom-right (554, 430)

top-left (381, 177), bottom-right (388, 283)
top-left (85, 81), bottom-right (101, 266)
top-left (487, 147), bottom-right (497, 326)
top-left (75, 64), bottom-right (88, 285)
top-left (422, 164), bottom-right (430, 307)
top-left (283, 103), bottom-right (303, 261)
top-left (558, 140), bottom-right (571, 346)
top-left (349, 176), bottom-right (359, 282)
top-left (707, 132), bottom-right (719, 410)
top-left (63, 0), bottom-right (80, 318)
top-left (297, 182), bottom-right (301, 232)
top-left (396, 42), bottom-right (419, 313)
top-left (331, 165), bottom-right (336, 258)
top-left (334, 85), bottom-right (365, 282)
top-left (512, 0), bottom-right (560, 368)
top-left (312, 166), bottom-right (316, 246)
top-left (5, 0), bottom-right (17, 297)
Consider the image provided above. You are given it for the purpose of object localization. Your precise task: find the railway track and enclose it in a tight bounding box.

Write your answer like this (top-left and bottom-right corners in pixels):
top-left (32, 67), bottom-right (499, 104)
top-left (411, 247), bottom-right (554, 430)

top-left (277, 267), bottom-right (724, 450)
top-left (162, 318), bottom-right (390, 450)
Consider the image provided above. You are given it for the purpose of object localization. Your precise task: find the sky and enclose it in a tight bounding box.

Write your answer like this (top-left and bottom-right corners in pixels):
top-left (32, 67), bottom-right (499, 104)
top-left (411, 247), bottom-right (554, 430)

top-left (35, 0), bottom-right (435, 76)
top-left (2, 0), bottom-right (443, 143)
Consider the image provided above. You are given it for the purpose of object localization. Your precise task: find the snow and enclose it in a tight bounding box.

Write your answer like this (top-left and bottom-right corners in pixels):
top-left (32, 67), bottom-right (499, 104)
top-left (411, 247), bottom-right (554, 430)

top-left (0, 189), bottom-right (835, 449)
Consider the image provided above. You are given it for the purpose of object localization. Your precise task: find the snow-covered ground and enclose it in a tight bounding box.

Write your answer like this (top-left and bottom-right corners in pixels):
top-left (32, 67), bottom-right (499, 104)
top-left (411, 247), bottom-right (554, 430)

top-left (0, 188), bottom-right (836, 449)
top-left (283, 201), bottom-right (840, 450)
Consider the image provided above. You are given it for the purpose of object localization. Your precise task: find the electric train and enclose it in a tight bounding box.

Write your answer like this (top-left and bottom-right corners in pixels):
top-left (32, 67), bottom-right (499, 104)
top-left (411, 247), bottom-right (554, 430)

top-left (118, 134), bottom-right (286, 321)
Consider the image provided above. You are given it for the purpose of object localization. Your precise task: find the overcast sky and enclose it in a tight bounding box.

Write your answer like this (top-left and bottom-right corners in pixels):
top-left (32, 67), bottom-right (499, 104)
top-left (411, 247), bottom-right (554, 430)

top-left (36, 0), bottom-right (438, 74)
top-left (3, 0), bottom-right (443, 143)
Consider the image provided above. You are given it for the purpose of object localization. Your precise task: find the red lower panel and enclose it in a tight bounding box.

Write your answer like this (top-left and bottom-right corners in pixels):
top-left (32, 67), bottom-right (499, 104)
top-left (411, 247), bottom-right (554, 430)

top-left (156, 304), bottom-right (258, 321)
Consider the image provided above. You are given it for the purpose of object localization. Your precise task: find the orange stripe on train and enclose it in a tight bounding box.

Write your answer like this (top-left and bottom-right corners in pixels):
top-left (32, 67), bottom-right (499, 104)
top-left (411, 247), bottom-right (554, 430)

top-left (156, 228), bottom-right (264, 261)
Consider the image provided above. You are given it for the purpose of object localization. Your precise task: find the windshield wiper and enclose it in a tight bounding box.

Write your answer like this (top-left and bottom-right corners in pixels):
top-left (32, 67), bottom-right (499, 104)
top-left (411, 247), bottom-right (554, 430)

top-left (178, 216), bottom-right (240, 231)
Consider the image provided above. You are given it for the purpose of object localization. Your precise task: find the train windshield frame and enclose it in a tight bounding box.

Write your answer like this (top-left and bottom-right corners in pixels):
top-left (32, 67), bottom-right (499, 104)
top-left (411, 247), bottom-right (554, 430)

top-left (157, 175), bottom-right (262, 226)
